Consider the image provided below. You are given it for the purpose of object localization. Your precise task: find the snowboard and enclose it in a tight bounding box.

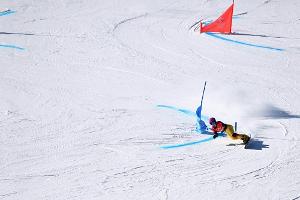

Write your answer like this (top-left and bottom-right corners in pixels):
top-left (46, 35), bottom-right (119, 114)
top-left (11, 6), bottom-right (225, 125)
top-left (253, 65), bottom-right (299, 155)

top-left (244, 135), bottom-right (252, 149)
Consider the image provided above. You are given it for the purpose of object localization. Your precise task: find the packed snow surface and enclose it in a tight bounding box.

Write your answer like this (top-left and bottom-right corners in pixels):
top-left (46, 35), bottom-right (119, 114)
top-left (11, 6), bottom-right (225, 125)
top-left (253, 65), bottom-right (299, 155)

top-left (1, 0), bottom-right (300, 199)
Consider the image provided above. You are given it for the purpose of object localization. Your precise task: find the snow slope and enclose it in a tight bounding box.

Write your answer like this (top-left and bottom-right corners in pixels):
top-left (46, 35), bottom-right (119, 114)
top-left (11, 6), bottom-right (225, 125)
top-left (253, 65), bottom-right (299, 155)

top-left (1, 0), bottom-right (300, 199)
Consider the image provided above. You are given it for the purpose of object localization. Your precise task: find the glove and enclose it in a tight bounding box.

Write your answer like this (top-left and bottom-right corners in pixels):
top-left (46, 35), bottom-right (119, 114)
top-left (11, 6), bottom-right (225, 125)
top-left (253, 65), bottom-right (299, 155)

top-left (213, 133), bottom-right (218, 139)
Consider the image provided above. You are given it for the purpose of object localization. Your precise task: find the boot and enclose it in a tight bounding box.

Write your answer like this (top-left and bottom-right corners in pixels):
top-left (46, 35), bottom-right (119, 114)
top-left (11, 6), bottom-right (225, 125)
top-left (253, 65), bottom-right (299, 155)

top-left (242, 135), bottom-right (250, 144)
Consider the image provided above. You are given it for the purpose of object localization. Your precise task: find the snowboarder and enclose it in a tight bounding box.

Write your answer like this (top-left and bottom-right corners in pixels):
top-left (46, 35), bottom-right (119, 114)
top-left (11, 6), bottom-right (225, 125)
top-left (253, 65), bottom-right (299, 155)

top-left (209, 117), bottom-right (250, 144)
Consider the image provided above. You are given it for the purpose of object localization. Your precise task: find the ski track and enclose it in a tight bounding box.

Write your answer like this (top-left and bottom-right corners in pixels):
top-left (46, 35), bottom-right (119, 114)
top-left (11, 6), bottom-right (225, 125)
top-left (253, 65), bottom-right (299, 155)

top-left (113, 13), bottom-right (149, 32)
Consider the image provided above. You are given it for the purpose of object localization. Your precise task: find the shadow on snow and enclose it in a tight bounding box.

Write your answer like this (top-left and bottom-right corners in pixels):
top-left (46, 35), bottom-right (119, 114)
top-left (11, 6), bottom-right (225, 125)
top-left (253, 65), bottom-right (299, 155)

top-left (254, 104), bottom-right (300, 119)
top-left (227, 138), bottom-right (269, 150)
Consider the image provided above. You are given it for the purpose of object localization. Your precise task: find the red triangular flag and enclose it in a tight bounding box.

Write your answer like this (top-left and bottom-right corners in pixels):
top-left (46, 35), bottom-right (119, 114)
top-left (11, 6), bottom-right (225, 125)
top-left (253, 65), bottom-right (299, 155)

top-left (200, 3), bottom-right (234, 34)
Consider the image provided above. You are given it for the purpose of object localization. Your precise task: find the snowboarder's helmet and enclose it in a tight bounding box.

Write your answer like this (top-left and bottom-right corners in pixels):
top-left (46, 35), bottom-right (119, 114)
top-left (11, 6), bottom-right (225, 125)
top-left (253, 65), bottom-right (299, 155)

top-left (209, 117), bottom-right (216, 125)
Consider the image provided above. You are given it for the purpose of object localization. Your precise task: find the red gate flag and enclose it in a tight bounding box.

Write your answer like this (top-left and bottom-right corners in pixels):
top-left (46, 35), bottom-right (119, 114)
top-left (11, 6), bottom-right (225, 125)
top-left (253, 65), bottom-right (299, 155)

top-left (200, 3), bottom-right (234, 34)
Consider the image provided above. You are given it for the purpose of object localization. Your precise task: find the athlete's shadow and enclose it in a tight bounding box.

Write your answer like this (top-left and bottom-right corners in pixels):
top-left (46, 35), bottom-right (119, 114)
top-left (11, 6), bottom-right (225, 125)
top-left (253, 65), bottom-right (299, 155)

top-left (227, 138), bottom-right (269, 150)
top-left (245, 139), bottom-right (269, 150)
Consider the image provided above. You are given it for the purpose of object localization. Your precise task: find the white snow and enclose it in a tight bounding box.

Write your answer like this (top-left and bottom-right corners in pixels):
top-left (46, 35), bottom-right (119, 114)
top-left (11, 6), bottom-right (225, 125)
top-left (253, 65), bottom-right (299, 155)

top-left (1, 0), bottom-right (300, 199)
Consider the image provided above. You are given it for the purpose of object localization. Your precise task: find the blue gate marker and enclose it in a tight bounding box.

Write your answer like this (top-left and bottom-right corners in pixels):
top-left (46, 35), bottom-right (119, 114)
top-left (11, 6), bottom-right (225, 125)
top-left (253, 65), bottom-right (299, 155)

top-left (157, 105), bottom-right (196, 117)
top-left (161, 136), bottom-right (215, 149)
top-left (0, 10), bottom-right (16, 16)
top-left (0, 44), bottom-right (24, 50)
top-left (206, 32), bottom-right (284, 51)
top-left (157, 82), bottom-right (218, 149)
